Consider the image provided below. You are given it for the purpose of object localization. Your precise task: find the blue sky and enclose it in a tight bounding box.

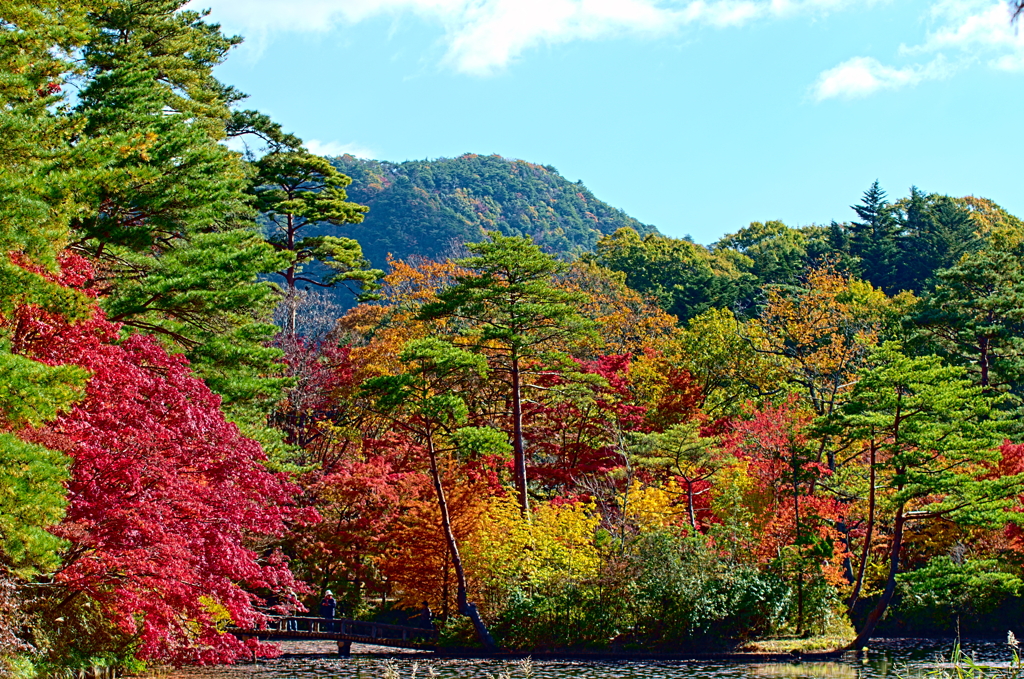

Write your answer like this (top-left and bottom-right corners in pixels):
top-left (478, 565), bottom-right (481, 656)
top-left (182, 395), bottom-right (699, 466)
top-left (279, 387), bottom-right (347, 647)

top-left (201, 0), bottom-right (1024, 244)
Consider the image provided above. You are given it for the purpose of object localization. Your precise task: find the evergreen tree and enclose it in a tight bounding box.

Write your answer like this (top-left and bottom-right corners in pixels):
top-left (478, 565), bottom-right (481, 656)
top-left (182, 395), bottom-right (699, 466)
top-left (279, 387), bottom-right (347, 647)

top-left (847, 181), bottom-right (902, 292)
top-left (0, 0), bottom-right (92, 578)
top-left (250, 150), bottom-right (380, 335)
top-left (895, 189), bottom-right (982, 292)
top-left (831, 344), bottom-right (1019, 649)
top-left (419, 233), bottom-right (596, 514)
top-left (362, 337), bottom-right (506, 650)
top-left (914, 246), bottom-right (1024, 400)
top-left (68, 0), bottom-right (293, 414)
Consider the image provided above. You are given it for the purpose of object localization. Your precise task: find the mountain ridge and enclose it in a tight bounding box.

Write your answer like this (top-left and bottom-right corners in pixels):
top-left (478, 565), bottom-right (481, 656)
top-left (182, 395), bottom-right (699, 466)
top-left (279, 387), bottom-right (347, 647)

top-left (327, 152), bottom-right (659, 267)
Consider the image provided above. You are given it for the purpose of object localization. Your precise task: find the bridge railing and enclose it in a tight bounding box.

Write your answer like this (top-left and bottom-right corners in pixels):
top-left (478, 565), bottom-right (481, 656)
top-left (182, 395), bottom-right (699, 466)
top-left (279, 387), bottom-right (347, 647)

top-left (254, 615), bottom-right (438, 643)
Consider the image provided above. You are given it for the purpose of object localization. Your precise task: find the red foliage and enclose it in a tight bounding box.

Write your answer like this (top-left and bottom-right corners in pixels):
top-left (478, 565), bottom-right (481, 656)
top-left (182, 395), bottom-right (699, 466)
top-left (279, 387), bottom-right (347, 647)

top-left (723, 400), bottom-right (844, 568)
top-left (287, 433), bottom-right (430, 602)
top-left (10, 268), bottom-right (302, 663)
top-left (999, 441), bottom-right (1024, 552)
top-left (271, 336), bottom-right (360, 465)
top-left (649, 366), bottom-right (704, 427)
top-left (525, 354), bottom-right (646, 490)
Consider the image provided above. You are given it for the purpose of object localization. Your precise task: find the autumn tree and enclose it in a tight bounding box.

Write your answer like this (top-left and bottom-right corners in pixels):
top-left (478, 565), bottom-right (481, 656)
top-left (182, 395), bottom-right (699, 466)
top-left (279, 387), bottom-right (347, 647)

top-left (362, 337), bottom-right (508, 649)
top-left (632, 421), bottom-right (723, 532)
top-left (725, 400), bottom-right (841, 635)
top-left (755, 265), bottom-right (893, 444)
top-left (11, 285), bottom-right (302, 664)
top-left (828, 344), bottom-right (1019, 649)
top-left (419, 233), bottom-right (595, 514)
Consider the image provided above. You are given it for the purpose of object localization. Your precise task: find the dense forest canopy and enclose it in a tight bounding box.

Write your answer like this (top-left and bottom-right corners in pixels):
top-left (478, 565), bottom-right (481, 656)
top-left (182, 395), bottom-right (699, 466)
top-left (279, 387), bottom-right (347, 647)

top-left (329, 154), bottom-right (658, 267)
top-left (6, 0), bottom-right (1024, 675)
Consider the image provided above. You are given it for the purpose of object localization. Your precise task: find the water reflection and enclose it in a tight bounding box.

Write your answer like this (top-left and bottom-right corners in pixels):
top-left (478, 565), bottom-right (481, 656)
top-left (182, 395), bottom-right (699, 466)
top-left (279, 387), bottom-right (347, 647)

top-left (169, 639), bottom-right (1014, 679)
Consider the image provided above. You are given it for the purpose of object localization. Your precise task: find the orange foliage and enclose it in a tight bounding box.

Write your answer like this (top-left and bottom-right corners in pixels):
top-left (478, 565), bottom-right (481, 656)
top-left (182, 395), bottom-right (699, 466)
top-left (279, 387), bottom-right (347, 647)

top-left (374, 461), bottom-right (492, 617)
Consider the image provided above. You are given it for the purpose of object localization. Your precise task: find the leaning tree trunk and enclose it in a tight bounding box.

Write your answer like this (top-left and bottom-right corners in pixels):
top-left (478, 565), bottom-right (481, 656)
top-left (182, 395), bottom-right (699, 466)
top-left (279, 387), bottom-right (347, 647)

top-left (510, 354), bottom-right (529, 516)
top-left (847, 507), bottom-right (905, 651)
top-left (426, 437), bottom-right (497, 652)
top-left (848, 439), bottom-right (876, 615)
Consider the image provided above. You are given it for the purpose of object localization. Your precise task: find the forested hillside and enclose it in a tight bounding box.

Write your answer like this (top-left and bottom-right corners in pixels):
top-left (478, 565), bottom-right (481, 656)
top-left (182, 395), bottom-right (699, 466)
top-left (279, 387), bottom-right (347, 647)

top-left (328, 154), bottom-right (658, 267)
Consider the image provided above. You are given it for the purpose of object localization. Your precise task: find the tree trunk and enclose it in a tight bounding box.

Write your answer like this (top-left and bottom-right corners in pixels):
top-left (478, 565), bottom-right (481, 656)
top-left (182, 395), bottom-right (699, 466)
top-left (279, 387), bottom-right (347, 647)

top-left (847, 507), bottom-right (905, 650)
top-left (285, 213), bottom-right (298, 336)
top-left (794, 475), bottom-right (804, 637)
top-left (426, 437), bottom-right (497, 652)
top-left (979, 333), bottom-right (990, 389)
top-left (686, 480), bottom-right (697, 532)
top-left (848, 439), bottom-right (876, 614)
top-left (510, 355), bottom-right (529, 516)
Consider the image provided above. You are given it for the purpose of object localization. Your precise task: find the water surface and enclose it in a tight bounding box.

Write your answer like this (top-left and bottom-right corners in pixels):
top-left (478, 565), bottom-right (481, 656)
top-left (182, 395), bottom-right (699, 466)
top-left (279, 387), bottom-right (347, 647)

top-left (171, 638), bottom-right (1016, 679)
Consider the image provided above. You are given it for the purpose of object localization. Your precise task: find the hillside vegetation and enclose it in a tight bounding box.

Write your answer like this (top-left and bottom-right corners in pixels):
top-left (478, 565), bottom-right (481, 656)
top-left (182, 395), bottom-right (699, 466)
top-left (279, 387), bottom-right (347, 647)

top-left (329, 153), bottom-right (658, 266)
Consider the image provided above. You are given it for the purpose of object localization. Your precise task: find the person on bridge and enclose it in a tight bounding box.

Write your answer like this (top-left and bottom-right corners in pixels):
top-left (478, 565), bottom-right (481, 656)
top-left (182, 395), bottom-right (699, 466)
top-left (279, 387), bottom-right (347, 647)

top-left (419, 600), bottom-right (434, 630)
top-left (319, 590), bottom-right (337, 632)
top-left (283, 589), bottom-right (299, 632)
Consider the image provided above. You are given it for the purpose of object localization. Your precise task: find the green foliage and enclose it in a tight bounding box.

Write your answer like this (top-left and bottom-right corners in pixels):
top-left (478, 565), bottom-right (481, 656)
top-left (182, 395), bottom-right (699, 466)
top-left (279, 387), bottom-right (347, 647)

top-left (587, 227), bottom-right (754, 321)
top-left (0, 352), bottom-right (86, 429)
top-left (625, 532), bottom-right (791, 648)
top-left (251, 150), bottom-right (379, 295)
top-left (68, 0), bottom-right (293, 417)
top-left (715, 220), bottom-right (831, 296)
top-left (421, 233), bottom-right (595, 354)
top-left (451, 427), bottom-right (512, 460)
top-left (834, 342), bottom-right (1014, 524)
top-left (0, 0), bottom-right (88, 585)
top-left (914, 246), bottom-right (1024, 401)
top-left (331, 153), bottom-right (658, 267)
top-left (491, 580), bottom-right (623, 650)
top-left (896, 556), bottom-right (1023, 633)
top-left (845, 180), bottom-right (902, 293)
top-left (0, 433), bottom-right (69, 576)
top-left (894, 188), bottom-right (983, 292)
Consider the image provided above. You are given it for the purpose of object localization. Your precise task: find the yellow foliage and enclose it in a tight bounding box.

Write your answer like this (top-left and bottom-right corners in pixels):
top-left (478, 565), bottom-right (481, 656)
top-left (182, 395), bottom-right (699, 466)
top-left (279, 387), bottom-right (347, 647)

top-left (757, 265), bottom-right (887, 416)
top-left (197, 595), bottom-right (232, 633)
top-left (464, 496), bottom-right (602, 599)
top-left (559, 262), bottom-right (682, 356)
top-left (676, 308), bottom-right (784, 416)
top-left (338, 257), bottom-right (472, 380)
top-left (618, 479), bottom-right (687, 531)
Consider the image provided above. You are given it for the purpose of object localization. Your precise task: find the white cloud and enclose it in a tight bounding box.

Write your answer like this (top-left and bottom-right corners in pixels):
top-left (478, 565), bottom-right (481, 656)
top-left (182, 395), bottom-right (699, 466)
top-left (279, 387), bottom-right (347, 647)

top-left (812, 55), bottom-right (951, 100)
top-left (814, 0), bottom-right (1024, 101)
top-left (195, 0), bottom-right (864, 75)
top-left (305, 139), bottom-right (376, 158)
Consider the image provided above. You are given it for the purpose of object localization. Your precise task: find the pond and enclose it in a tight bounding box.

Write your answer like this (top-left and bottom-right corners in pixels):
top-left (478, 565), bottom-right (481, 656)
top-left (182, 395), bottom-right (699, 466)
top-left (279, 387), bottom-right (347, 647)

top-left (170, 638), bottom-right (1019, 679)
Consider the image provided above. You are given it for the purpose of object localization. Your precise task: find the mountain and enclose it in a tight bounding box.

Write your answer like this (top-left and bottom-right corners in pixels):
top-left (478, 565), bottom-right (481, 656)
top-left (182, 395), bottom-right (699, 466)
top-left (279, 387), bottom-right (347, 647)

top-left (328, 153), bottom-right (658, 267)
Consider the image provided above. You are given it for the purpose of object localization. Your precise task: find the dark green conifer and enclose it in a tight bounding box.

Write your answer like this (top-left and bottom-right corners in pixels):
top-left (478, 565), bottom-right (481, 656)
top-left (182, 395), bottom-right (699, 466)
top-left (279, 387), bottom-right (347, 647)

top-left (69, 0), bottom-right (292, 415)
top-left (848, 180), bottom-right (902, 292)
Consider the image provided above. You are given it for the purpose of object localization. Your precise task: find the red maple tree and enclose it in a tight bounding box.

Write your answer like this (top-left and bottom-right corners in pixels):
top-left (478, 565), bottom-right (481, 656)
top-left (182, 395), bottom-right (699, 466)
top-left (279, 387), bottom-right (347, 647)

top-left (10, 256), bottom-right (303, 664)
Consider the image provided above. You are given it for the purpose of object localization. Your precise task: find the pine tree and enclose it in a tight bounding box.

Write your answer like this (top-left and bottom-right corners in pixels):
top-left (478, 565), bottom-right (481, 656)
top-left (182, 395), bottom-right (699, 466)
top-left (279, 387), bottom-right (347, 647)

top-left (68, 0), bottom-right (293, 414)
top-left (832, 343), bottom-right (1019, 649)
top-left (250, 150), bottom-right (380, 335)
top-left (915, 246), bottom-right (1024, 400)
top-left (896, 189), bottom-right (982, 292)
top-left (0, 0), bottom-right (92, 578)
top-left (419, 233), bottom-right (596, 514)
top-left (362, 337), bottom-right (505, 650)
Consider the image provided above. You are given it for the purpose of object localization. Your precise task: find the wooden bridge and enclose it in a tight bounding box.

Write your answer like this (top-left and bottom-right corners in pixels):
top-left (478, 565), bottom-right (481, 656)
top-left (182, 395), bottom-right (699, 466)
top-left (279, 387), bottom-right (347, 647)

top-left (231, 615), bottom-right (438, 657)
